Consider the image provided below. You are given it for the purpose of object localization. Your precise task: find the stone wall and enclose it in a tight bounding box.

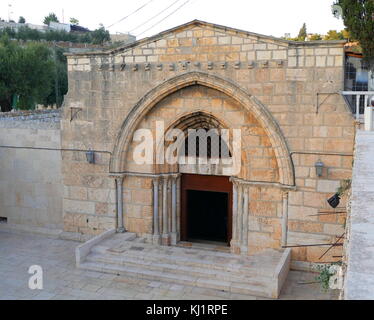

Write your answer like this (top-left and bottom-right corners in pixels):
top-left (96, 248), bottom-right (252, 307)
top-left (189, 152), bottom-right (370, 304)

top-left (344, 131), bottom-right (374, 299)
top-left (62, 21), bottom-right (355, 263)
top-left (0, 110), bottom-right (63, 231)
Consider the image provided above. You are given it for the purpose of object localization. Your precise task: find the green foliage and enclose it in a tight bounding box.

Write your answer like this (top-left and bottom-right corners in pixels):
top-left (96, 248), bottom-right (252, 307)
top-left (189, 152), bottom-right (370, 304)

top-left (70, 18), bottom-right (79, 25)
top-left (324, 29), bottom-right (344, 40)
top-left (45, 47), bottom-right (68, 108)
top-left (315, 262), bottom-right (342, 292)
top-left (283, 28), bottom-right (351, 42)
top-left (336, 179), bottom-right (352, 197)
top-left (80, 32), bottom-right (92, 43)
top-left (18, 16), bottom-right (26, 24)
top-left (44, 29), bottom-right (79, 42)
top-left (0, 35), bottom-right (65, 112)
top-left (298, 23), bottom-right (307, 41)
top-left (309, 33), bottom-right (323, 40)
top-left (341, 29), bottom-right (352, 40)
top-left (335, 0), bottom-right (374, 69)
top-left (43, 12), bottom-right (59, 25)
top-left (315, 265), bottom-right (333, 291)
top-left (323, 29), bottom-right (353, 40)
top-left (16, 26), bottom-right (42, 41)
top-left (90, 26), bottom-right (111, 45)
top-left (0, 25), bottom-right (111, 45)
top-left (2, 27), bottom-right (16, 39)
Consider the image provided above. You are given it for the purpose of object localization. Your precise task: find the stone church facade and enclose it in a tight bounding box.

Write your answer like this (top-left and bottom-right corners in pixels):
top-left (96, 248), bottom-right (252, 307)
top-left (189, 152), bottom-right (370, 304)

top-left (61, 20), bottom-right (355, 264)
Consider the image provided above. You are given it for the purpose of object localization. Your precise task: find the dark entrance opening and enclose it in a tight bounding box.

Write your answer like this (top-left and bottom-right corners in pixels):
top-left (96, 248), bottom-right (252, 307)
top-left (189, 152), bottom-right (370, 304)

top-left (187, 190), bottom-right (228, 243)
top-left (181, 174), bottom-right (233, 246)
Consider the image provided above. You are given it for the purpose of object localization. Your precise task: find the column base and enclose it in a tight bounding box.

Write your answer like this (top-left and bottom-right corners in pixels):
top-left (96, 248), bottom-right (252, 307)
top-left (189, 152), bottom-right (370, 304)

top-left (116, 227), bottom-right (126, 234)
top-left (230, 241), bottom-right (241, 255)
top-left (240, 246), bottom-right (249, 256)
top-left (162, 234), bottom-right (171, 246)
top-left (153, 235), bottom-right (161, 245)
top-left (170, 233), bottom-right (178, 246)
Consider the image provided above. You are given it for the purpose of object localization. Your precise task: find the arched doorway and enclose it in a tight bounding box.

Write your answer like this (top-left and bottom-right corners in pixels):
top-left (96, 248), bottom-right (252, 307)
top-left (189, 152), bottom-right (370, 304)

top-left (110, 72), bottom-right (295, 253)
top-left (168, 122), bottom-right (234, 246)
top-left (156, 111), bottom-right (236, 247)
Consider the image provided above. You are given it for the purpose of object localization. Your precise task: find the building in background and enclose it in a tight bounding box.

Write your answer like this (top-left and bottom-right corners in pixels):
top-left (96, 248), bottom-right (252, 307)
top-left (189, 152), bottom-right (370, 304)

top-left (344, 42), bottom-right (373, 116)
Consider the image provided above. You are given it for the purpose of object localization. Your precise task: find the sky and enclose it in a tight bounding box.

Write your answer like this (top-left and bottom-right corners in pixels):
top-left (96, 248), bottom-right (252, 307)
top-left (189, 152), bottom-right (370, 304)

top-left (1, 0), bottom-right (345, 40)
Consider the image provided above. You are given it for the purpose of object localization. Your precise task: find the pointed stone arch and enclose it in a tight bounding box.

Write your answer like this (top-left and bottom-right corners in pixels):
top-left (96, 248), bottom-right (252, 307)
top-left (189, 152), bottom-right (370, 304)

top-left (110, 71), bottom-right (295, 186)
top-left (154, 111), bottom-right (234, 175)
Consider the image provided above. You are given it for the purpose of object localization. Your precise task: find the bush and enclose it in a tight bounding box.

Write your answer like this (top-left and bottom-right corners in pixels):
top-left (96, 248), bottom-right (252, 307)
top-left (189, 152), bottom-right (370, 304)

top-left (0, 26), bottom-right (100, 44)
top-left (0, 35), bottom-right (66, 111)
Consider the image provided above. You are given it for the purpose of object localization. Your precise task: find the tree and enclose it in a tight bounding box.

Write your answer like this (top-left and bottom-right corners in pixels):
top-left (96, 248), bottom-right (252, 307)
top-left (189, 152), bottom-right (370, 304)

top-left (44, 46), bottom-right (68, 108)
top-left (334, 0), bottom-right (374, 69)
top-left (324, 29), bottom-right (344, 40)
top-left (0, 35), bottom-right (55, 112)
top-left (341, 29), bottom-right (352, 40)
top-left (298, 23), bottom-right (307, 41)
top-left (309, 33), bottom-right (323, 40)
top-left (43, 13), bottom-right (59, 25)
top-left (18, 16), bottom-right (26, 24)
top-left (16, 26), bottom-right (41, 41)
top-left (90, 25), bottom-right (110, 45)
top-left (69, 17), bottom-right (79, 25)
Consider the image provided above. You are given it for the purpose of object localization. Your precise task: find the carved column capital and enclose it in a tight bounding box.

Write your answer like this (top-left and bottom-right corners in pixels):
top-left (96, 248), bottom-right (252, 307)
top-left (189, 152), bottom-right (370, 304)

top-left (152, 176), bottom-right (161, 184)
top-left (283, 191), bottom-right (289, 199)
top-left (110, 173), bottom-right (125, 181)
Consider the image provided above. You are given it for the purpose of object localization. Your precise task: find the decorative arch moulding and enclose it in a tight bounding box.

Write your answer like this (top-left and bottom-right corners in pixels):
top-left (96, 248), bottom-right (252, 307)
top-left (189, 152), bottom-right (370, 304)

top-left (110, 71), bottom-right (295, 187)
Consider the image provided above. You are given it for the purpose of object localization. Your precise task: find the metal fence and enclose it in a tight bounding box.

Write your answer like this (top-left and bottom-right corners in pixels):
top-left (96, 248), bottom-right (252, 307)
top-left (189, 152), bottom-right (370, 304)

top-left (341, 91), bottom-right (374, 131)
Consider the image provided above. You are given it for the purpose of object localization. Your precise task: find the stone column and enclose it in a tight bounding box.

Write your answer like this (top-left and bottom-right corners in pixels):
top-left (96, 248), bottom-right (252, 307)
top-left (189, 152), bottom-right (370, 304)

top-left (162, 176), bottom-right (170, 245)
top-left (236, 184), bottom-right (243, 254)
top-left (170, 176), bottom-right (178, 245)
top-left (231, 182), bottom-right (238, 249)
top-left (115, 176), bottom-right (125, 233)
top-left (176, 175), bottom-right (181, 238)
top-left (241, 186), bottom-right (249, 255)
top-left (282, 192), bottom-right (289, 247)
top-left (152, 177), bottom-right (161, 244)
top-left (158, 178), bottom-right (163, 241)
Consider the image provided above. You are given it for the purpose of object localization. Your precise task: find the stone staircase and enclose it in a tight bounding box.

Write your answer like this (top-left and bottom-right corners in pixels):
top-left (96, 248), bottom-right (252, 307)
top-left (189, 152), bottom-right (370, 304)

top-left (77, 232), bottom-right (291, 298)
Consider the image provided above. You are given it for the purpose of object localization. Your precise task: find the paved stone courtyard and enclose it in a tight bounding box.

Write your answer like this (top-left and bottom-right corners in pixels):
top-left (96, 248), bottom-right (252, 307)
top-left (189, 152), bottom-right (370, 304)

top-left (0, 231), bottom-right (338, 300)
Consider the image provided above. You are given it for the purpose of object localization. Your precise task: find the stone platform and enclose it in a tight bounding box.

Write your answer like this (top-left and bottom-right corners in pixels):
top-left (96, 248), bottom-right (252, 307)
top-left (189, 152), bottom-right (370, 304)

top-left (77, 232), bottom-right (291, 299)
top-left (345, 131), bottom-right (374, 300)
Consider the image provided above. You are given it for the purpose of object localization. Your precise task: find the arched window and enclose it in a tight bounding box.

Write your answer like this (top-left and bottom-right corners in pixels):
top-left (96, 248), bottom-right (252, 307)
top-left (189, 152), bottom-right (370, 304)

top-left (184, 128), bottom-right (231, 159)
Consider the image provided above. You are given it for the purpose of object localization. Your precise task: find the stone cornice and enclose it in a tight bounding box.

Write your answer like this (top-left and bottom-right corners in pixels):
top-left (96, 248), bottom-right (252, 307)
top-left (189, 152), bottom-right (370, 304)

top-left (230, 177), bottom-right (296, 190)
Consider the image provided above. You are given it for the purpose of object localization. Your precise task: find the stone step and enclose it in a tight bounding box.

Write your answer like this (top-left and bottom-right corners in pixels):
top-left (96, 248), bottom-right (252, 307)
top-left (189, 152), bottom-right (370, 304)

top-left (77, 233), bottom-right (291, 298)
top-left (103, 237), bottom-right (280, 261)
top-left (91, 245), bottom-right (279, 277)
top-left (97, 238), bottom-right (282, 266)
top-left (177, 242), bottom-right (231, 253)
top-left (80, 261), bottom-right (273, 297)
top-left (85, 252), bottom-right (275, 283)
top-left (104, 233), bottom-right (137, 253)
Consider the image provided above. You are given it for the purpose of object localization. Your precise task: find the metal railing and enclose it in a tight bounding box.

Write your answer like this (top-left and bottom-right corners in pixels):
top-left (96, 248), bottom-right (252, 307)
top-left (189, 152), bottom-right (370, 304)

top-left (341, 91), bottom-right (374, 131)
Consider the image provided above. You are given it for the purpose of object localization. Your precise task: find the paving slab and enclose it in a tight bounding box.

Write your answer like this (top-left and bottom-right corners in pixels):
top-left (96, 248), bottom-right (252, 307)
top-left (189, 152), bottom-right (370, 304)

top-left (0, 231), bottom-right (338, 300)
